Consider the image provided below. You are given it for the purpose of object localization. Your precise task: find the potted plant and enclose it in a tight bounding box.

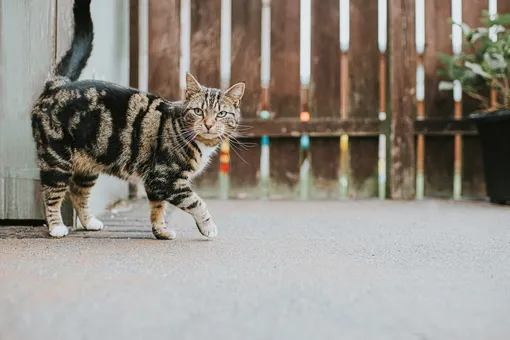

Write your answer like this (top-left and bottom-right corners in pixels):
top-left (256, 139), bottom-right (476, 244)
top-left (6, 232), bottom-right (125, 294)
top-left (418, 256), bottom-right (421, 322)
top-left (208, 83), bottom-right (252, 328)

top-left (438, 10), bottom-right (510, 204)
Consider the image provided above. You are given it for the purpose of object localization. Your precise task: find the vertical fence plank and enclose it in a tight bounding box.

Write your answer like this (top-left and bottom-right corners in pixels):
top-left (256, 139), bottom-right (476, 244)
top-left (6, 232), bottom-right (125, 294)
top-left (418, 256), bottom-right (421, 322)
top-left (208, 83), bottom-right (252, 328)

top-left (128, 0), bottom-right (140, 199)
top-left (189, 0), bottom-right (221, 196)
top-left (424, 137), bottom-right (454, 198)
top-left (148, 0), bottom-right (180, 99)
top-left (229, 0), bottom-right (261, 199)
top-left (500, 0), bottom-right (510, 16)
top-left (229, 138), bottom-right (261, 199)
top-left (389, 0), bottom-right (416, 199)
top-left (231, 0), bottom-right (261, 117)
top-left (130, 0), bottom-right (139, 90)
top-left (349, 0), bottom-right (380, 198)
top-left (350, 0), bottom-right (379, 119)
top-left (423, 0), bottom-right (454, 198)
top-left (424, 0), bottom-right (454, 118)
top-left (269, 0), bottom-right (300, 198)
top-left (310, 138), bottom-right (339, 199)
top-left (0, 0), bottom-right (56, 219)
top-left (311, 0), bottom-right (339, 118)
top-left (190, 0), bottom-right (221, 87)
top-left (310, 0), bottom-right (340, 199)
top-left (270, 0), bottom-right (300, 118)
top-left (269, 138), bottom-right (300, 199)
top-left (350, 138), bottom-right (379, 197)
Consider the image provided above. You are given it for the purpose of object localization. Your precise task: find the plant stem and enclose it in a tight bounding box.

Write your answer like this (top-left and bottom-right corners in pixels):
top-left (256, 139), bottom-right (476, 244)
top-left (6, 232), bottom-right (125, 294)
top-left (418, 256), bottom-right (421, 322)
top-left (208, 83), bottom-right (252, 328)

top-left (465, 90), bottom-right (489, 109)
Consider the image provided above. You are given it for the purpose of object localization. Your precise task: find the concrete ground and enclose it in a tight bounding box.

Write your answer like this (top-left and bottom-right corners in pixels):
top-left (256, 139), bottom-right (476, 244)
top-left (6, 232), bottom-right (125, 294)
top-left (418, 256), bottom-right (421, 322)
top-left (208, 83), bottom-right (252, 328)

top-left (0, 199), bottom-right (509, 340)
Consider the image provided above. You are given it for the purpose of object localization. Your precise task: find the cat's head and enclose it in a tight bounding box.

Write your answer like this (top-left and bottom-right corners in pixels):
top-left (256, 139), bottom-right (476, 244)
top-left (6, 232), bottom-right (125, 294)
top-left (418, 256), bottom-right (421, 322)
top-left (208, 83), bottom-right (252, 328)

top-left (182, 72), bottom-right (245, 142)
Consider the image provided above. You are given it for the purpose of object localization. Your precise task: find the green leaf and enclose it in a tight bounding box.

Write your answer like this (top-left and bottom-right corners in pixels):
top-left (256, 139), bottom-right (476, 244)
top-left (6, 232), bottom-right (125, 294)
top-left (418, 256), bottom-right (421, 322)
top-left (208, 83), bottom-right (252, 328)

top-left (468, 28), bottom-right (489, 43)
top-left (437, 9), bottom-right (510, 107)
top-left (465, 61), bottom-right (493, 79)
top-left (484, 51), bottom-right (507, 71)
top-left (494, 25), bottom-right (506, 35)
top-left (436, 68), bottom-right (449, 78)
top-left (489, 13), bottom-right (510, 27)
top-left (437, 52), bottom-right (454, 67)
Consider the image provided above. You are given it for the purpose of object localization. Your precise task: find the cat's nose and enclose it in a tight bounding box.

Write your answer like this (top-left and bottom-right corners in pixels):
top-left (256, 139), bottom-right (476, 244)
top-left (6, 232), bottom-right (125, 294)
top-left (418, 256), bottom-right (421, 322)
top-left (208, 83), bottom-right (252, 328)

top-left (204, 122), bottom-right (215, 131)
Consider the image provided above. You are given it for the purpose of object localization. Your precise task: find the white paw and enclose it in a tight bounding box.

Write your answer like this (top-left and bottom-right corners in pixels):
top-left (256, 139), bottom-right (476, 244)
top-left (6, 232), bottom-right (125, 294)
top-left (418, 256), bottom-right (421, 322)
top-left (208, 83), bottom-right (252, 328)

top-left (198, 221), bottom-right (218, 239)
top-left (152, 224), bottom-right (176, 240)
top-left (84, 217), bottom-right (104, 231)
top-left (49, 225), bottom-right (69, 238)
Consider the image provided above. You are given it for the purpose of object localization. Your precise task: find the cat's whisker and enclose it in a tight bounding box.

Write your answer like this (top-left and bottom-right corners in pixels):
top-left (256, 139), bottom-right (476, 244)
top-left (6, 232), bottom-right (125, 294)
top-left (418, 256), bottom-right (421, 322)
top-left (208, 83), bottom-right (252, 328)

top-left (227, 142), bottom-right (250, 166)
top-left (231, 131), bottom-right (257, 139)
top-left (225, 133), bottom-right (246, 144)
top-left (221, 135), bottom-right (250, 165)
top-left (230, 134), bottom-right (257, 144)
top-left (170, 132), bottom-right (198, 153)
top-left (226, 134), bottom-right (257, 150)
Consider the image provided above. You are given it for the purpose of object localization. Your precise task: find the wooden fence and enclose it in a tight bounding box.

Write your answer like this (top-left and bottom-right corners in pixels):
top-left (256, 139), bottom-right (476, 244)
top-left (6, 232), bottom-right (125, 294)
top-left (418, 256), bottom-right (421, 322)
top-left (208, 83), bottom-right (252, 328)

top-left (131, 0), bottom-right (510, 201)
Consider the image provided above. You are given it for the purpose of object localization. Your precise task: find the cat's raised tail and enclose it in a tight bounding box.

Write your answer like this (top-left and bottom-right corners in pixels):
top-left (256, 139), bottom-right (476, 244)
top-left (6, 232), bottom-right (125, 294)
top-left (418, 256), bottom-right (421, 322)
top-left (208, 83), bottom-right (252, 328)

top-left (54, 0), bottom-right (94, 82)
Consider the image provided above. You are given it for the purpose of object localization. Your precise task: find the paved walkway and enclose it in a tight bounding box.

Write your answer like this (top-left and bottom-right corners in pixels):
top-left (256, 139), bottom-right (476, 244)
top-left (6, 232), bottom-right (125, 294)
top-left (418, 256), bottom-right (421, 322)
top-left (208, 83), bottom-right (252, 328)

top-left (1, 199), bottom-right (509, 339)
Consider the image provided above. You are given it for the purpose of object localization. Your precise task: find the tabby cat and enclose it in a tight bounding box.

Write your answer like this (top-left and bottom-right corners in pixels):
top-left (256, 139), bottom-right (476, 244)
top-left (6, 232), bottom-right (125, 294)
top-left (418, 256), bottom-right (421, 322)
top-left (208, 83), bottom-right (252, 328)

top-left (31, 0), bottom-right (245, 239)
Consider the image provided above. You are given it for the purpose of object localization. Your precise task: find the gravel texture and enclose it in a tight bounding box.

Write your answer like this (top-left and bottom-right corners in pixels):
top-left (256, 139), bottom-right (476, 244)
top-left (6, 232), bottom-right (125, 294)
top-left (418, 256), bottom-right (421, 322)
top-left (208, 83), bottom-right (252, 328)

top-left (1, 199), bottom-right (509, 340)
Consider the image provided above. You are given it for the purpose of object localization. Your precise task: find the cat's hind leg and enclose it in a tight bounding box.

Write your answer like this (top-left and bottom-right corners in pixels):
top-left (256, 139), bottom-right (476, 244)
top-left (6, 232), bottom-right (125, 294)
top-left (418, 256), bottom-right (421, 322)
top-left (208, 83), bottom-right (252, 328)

top-left (69, 173), bottom-right (104, 231)
top-left (38, 149), bottom-right (72, 238)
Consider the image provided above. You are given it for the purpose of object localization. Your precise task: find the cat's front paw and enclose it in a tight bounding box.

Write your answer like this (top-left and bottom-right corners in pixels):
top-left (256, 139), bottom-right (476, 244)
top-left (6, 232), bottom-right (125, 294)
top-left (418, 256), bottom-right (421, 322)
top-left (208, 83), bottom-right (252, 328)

top-left (84, 217), bottom-right (104, 231)
top-left (49, 225), bottom-right (69, 238)
top-left (197, 220), bottom-right (218, 239)
top-left (152, 223), bottom-right (177, 240)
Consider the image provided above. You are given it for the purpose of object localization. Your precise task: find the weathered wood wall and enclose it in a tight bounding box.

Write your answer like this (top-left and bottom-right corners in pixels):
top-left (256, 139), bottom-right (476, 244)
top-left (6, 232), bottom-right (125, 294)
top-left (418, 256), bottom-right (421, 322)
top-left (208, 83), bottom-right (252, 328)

top-left (1, 0), bottom-right (130, 221)
top-left (0, 0), bottom-right (56, 220)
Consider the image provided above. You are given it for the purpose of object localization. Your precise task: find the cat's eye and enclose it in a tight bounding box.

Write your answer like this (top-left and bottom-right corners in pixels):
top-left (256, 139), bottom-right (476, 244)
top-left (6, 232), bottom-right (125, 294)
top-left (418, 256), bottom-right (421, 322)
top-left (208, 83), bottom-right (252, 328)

top-left (193, 108), bottom-right (203, 116)
top-left (217, 111), bottom-right (228, 118)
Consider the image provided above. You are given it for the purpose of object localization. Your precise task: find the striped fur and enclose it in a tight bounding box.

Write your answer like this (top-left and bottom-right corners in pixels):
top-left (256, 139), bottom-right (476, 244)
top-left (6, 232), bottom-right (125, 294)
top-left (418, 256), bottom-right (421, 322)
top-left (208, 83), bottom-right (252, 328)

top-left (30, 0), bottom-right (245, 239)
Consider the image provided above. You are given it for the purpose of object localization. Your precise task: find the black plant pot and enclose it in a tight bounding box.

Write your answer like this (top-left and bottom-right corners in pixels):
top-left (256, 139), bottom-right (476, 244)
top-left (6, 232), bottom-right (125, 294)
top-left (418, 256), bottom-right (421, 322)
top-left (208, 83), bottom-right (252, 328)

top-left (469, 109), bottom-right (510, 205)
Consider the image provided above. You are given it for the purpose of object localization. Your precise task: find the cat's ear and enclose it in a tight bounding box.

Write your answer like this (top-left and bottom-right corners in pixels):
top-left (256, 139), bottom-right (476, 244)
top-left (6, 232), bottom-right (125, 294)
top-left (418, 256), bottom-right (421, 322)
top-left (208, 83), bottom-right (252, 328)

top-left (224, 81), bottom-right (245, 107)
top-left (186, 72), bottom-right (202, 99)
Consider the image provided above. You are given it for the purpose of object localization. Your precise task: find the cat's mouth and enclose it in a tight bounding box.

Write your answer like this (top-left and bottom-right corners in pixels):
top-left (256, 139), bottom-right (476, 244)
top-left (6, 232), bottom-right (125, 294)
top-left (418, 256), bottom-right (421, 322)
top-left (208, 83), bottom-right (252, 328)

top-left (198, 132), bottom-right (222, 140)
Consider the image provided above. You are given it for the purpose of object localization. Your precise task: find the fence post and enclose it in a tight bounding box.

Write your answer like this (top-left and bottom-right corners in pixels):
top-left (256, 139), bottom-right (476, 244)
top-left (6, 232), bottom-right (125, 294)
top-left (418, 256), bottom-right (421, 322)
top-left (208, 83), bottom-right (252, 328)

top-left (389, 0), bottom-right (416, 199)
top-left (128, 0), bottom-right (139, 199)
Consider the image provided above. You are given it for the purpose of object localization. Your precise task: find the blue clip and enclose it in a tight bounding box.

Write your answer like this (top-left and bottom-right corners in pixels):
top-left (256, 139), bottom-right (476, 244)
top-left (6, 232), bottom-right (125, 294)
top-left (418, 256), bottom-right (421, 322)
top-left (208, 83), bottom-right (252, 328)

top-left (261, 136), bottom-right (269, 146)
top-left (260, 110), bottom-right (271, 120)
top-left (300, 135), bottom-right (310, 149)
